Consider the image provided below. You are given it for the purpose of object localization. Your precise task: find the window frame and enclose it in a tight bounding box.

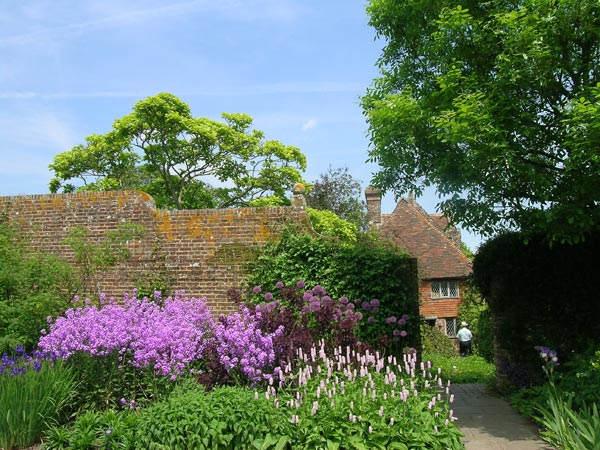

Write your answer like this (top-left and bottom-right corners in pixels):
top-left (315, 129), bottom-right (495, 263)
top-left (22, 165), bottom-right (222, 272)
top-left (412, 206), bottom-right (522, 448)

top-left (430, 280), bottom-right (460, 299)
top-left (445, 318), bottom-right (458, 337)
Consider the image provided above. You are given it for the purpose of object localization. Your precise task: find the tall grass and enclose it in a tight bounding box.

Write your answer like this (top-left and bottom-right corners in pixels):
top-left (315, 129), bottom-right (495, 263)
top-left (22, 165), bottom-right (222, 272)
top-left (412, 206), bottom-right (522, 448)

top-left (0, 349), bottom-right (77, 450)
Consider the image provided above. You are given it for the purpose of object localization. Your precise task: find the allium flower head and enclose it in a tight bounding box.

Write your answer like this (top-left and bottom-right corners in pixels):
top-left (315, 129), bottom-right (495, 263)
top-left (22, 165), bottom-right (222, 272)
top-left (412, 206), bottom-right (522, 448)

top-left (252, 286), bottom-right (262, 294)
top-left (296, 280), bottom-right (305, 289)
top-left (275, 281), bottom-right (284, 289)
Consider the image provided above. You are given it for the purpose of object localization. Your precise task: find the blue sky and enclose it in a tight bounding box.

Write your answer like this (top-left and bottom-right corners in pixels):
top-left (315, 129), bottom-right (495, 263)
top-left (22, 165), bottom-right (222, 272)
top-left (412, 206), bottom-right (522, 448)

top-left (0, 0), bottom-right (482, 250)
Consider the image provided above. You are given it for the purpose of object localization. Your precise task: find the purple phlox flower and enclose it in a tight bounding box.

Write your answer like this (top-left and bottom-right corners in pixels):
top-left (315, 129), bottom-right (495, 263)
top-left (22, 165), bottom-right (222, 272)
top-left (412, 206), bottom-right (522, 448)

top-left (362, 301), bottom-right (372, 311)
top-left (346, 303), bottom-right (355, 310)
top-left (400, 330), bottom-right (408, 337)
top-left (386, 316), bottom-right (397, 325)
top-left (275, 281), bottom-right (285, 289)
top-left (296, 280), bottom-right (305, 289)
top-left (252, 286), bottom-right (262, 294)
top-left (264, 292), bottom-right (274, 301)
top-left (339, 296), bottom-right (349, 304)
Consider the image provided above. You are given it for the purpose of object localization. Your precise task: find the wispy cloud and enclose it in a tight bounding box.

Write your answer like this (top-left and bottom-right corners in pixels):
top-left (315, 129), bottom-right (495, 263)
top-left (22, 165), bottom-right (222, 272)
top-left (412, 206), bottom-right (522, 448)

top-left (0, 109), bottom-right (76, 152)
top-left (301, 119), bottom-right (318, 131)
top-left (0, 0), bottom-right (300, 47)
top-left (0, 81), bottom-right (363, 101)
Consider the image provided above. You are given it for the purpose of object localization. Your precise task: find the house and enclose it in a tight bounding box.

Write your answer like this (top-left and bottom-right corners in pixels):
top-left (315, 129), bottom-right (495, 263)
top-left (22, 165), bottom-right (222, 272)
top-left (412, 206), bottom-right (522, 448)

top-left (365, 188), bottom-right (473, 337)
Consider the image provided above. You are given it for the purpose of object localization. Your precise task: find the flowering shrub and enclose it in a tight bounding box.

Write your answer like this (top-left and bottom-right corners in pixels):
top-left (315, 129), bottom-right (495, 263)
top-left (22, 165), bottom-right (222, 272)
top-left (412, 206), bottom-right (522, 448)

top-left (212, 306), bottom-right (284, 384)
top-left (39, 290), bottom-right (213, 378)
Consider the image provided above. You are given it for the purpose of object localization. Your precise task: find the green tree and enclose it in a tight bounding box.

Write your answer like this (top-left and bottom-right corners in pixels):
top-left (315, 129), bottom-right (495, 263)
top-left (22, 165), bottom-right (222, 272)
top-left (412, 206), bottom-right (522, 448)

top-left (305, 166), bottom-right (368, 230)
top-left (49, 93), bottom-right (307, 209)
top-left (362, 0), bottom-right (600, 243)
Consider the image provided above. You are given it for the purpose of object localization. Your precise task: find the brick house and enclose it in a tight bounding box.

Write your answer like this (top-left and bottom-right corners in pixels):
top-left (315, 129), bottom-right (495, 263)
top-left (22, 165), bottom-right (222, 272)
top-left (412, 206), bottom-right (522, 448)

top-left (365, 188), bottom-right (472, 337)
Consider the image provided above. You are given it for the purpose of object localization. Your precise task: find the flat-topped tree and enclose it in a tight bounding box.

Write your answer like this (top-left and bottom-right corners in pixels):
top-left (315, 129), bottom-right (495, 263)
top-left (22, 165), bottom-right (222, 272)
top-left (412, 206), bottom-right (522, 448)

top-left (49, 92), bottom-right (307, 209)
top-left (361, 0), bottom-right (600, 244)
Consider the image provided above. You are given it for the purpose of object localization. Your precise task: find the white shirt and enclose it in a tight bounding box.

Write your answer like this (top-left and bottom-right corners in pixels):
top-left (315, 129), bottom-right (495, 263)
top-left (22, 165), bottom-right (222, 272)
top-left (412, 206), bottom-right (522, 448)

top-left (456, 327), bottom-right (472, 342)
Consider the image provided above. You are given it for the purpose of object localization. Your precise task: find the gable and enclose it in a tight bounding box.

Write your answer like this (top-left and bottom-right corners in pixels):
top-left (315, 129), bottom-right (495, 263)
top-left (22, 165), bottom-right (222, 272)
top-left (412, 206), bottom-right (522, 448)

top-left (380, 198), bottom-right (472, 280)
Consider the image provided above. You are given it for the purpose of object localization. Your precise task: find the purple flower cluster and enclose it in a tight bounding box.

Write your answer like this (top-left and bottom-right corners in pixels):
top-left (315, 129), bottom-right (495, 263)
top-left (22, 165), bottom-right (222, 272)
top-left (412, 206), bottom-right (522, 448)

top-left (1, 345), bottom-right (56, 376)
top-left (38, 290), bottom-right (286, 383)
top-left (213, 307), bottom-right (284, 384)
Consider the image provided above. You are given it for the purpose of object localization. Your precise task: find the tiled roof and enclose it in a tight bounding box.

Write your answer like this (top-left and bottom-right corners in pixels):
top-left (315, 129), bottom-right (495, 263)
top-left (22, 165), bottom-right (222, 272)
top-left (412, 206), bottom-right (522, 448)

top-left (380, 198), bottom-right (472, 280)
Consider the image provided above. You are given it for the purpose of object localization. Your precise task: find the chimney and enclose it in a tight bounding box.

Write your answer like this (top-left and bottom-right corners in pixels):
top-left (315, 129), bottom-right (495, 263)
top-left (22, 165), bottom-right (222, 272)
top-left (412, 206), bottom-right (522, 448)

top-left (364, 187), bottom-right (382, 229)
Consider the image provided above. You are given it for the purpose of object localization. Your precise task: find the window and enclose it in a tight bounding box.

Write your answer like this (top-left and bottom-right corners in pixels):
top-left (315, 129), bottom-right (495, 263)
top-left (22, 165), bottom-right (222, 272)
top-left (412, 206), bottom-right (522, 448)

top-left (445, 318), bottom-right (458, 337)
top-left (430, 281), bottom-right (459, 299)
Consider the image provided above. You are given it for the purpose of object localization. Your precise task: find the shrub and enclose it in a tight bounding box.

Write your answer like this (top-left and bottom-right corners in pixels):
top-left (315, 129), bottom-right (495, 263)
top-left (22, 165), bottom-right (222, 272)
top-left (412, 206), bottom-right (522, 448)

top-left (420, 323), bottom-right (458, 358)
top-left (306, 208), bottom-right (357, 241)
top-left (473, 231), bottom-right (600, 391)
top-left (246, 227), bottom-right (421, 352)
top-left (0, 222), bottom-right (75, 353)
top-left (0, 346), bottom-right (76, 450)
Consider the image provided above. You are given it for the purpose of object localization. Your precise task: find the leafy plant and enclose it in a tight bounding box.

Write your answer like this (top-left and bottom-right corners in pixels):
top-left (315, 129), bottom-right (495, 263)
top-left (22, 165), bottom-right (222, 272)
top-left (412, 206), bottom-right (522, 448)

top-left (420, 324), bottom-right (458, 358)
top-left (0, 221), bottom-right (75, 353)
top-left (0, 347), bottom-right (77, 450)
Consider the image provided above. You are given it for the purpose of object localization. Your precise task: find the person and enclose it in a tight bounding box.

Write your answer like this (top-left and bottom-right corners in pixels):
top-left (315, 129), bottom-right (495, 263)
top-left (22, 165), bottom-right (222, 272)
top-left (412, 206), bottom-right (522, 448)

top-left (456, 321), bottom-right (473, 357)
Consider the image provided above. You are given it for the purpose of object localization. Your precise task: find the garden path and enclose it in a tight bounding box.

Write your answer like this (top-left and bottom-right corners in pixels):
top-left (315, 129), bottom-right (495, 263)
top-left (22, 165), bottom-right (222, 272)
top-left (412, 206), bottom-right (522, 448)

top-left (451, 384), bottom-right (555, 450)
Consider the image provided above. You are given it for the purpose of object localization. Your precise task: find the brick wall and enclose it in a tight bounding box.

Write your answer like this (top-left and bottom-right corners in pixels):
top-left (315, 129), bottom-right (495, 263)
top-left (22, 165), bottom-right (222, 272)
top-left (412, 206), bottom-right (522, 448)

top-left (418, 280), bottom-right (463, 319)
top-left (0, 190), bottom-right (309, 315)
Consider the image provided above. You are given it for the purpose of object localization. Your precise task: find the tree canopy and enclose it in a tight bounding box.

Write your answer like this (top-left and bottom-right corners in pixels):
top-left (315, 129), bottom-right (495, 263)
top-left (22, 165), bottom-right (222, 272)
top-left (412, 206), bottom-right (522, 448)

top-left (49, 93), bottom-right (307, 209)
top-left (362, 0), bottom-right (600, 243)
top-left (305, 166), bottom-right (368, 230)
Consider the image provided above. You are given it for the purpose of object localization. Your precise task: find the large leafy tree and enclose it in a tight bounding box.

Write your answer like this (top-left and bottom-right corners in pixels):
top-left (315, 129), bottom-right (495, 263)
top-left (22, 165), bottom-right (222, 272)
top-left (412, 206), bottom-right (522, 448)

top-left (50, 93), bottom-right (307, 209)
top-left (362, 0), bottom-right (600, 243)
top-left (305, 166), bottom-right (368, 230)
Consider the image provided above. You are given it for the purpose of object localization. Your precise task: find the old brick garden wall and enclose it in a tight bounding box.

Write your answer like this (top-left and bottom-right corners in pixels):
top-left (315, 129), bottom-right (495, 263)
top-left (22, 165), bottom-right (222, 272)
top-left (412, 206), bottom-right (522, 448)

top-left (0, 190), bottom-right (309, 314)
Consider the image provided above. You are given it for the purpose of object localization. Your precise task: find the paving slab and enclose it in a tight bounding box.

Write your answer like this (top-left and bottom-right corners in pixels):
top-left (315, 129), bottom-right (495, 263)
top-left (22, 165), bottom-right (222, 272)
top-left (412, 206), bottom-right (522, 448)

top-left (450, 384), bottom-right (555, 450)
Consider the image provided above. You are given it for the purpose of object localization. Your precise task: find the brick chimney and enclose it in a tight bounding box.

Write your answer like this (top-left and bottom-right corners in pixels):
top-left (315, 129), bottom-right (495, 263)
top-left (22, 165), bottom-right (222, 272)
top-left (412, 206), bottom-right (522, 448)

top-left (364, 187), bottom-right (382, 229)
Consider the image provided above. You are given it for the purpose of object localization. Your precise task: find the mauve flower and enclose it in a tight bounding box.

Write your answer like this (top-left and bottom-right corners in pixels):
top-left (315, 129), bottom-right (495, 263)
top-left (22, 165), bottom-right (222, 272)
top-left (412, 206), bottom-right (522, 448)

top-left (252, 286), bottom-right (262, 294)
top-left (346, 303), bottom-right (355, 310)
top-left (398, 318), bottom-right (407, 326)
top-left (393, 329), bottom-right (401, 336)
top-left (400, 330), bottom-right (408, 337)
top-left (362, 301), bottom-right (372, 311)
top-left (264, 292), bottom-right (274, 301)
top-left (386, 316), bottom-right (397, 324)
top-left (371, 299), bottom-right (380, 307)
top-left (339, 296), bottom-right (349, 304)
top-left (275, 281), bottom-right (284, 289)
top-left (367, 316), bottom-right (375, 324)
top-left (296, 280), bottom-right (305, 289)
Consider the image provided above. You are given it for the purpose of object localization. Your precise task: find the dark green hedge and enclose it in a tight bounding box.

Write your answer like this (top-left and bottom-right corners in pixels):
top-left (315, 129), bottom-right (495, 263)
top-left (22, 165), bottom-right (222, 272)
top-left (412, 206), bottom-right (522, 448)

top-left (472, 231), bottom-right (600, 391)
top-left (246, 227), bottom-right (421, 352)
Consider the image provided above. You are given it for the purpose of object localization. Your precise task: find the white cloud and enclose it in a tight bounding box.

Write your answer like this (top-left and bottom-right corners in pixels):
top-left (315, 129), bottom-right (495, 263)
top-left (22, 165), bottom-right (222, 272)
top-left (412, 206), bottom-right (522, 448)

top-left (301, 119), bottom-right (318, 131)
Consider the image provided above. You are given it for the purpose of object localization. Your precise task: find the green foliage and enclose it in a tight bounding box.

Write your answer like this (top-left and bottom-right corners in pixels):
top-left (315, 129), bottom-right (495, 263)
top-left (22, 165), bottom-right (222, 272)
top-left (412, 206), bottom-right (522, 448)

top-left (0, 358), bottom-right (77, 450)
top-left (43, 349), bottom-right (464, 450)
top-left (305, 166), bottom-right (368, 231)
top-left (420, 324), bottom-right (457, 358)
top-left (424, 353), bottom-right (496, 385)
top-left (473, 231), bottom-right (600, 390)
top-left (457, 281), bottom-right (493, 362)
top-left (362, 0), bottom-right (600, 243)
top-left (307, 208), bottom-right (357, 242)
top-left (49, 92), bottom-right (307, 209)
top-left (246, 227), bottom-right (421, 351)
top-left (65, 351), bottom-right (180, 413)
top-left (0, 222), bottom-right (75, 353)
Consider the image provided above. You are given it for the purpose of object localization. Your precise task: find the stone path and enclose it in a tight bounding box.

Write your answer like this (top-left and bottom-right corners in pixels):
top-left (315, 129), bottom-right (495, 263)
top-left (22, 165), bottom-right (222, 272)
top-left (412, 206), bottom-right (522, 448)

top-left (451, 384), bottom-right (555, 450)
